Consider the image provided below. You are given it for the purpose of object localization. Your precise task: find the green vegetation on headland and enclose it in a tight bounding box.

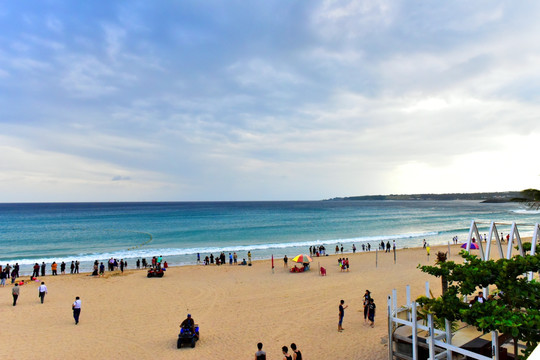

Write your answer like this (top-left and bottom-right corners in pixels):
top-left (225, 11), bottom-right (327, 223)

top-left (511, 188), bottom-right (540, 209)
top-left (326, 191), bottom-right (521, 202)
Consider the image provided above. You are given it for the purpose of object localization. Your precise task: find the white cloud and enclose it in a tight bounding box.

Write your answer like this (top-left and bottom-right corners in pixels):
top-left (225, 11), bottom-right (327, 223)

top-left (0, 137), bottom-right (177, 202)
top-left (46, 15), bottom-right (63, 33)
top-left (10, 57), bottom-right (50, 71)
top-left (102, 23), bottom-right (126, 61)
top-left (2, 1), bottom-right (540, 201)
top-left (227, 58), bottom-right (305, 89)
top-left (60, 55), bottom-right (118, 97)
top-left (22, 34), bottom-right (64, 50)
top-left (312, 0), bottom-right (395, 39)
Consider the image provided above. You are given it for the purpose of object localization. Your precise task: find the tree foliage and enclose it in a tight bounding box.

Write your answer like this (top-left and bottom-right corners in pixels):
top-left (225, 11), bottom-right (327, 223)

top-left (417, 251), bottom-right (540, 359)
top-left (511, 188), bottom-right (540, 210)
top-left (435, 251), bottom-right (448, 294)
top-left (518, 242), bottom-right (539, 255)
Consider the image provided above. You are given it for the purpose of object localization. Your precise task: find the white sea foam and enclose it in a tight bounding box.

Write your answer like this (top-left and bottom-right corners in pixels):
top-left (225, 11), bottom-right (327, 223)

top-left (510, 209), bottom-right (540, 215)
top-left (4, 231), bottom-right (438, 266)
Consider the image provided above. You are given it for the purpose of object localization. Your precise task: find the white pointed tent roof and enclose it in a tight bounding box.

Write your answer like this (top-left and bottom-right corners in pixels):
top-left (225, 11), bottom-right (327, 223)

top-left (466, 220), bottom-right (539, 280)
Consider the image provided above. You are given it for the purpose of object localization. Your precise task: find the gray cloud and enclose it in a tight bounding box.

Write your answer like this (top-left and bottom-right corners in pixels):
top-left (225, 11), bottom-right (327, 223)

top-left (112, 176), bottom-right (131, 181)
top-left (1, 1), bottom-right (540, 201)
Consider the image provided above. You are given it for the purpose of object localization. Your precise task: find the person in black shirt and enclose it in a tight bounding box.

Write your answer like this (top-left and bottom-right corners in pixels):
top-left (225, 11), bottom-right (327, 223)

top-left (282, 346), bottom-right (292, 360)
top-left (338, 299), bottom-right (348, 331)
top-left (363, 290), bottom-right (371, 323)
top-left (290, 343), bottom-right (302, 360)
top-left (368, 298), bottom-right (376, 327)
top-left (470, 291), bottom-right (487, 305)
top-left (180, 314), bottom-right (196, 336)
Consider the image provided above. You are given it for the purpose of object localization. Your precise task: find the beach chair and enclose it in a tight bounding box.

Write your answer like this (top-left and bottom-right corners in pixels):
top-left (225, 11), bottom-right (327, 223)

top-left (320, 267), bottom-right (326, 276)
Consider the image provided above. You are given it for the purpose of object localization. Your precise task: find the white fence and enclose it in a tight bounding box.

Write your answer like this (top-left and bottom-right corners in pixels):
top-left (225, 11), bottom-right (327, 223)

top-left (388, 220), bottom-right (539, 360)
top-left (388, 283), bottom-right (500, 360)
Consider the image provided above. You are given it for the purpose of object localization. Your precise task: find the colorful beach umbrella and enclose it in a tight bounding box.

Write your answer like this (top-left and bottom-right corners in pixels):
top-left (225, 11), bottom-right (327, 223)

top-left (292, 254), bottom-right (312, 263)
top-left (461, 243), bottom-right (479, 249)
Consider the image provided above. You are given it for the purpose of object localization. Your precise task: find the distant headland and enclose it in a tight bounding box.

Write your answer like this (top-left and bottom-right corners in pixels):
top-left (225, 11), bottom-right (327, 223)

top-left (326, 191), bottom-right (520, 202)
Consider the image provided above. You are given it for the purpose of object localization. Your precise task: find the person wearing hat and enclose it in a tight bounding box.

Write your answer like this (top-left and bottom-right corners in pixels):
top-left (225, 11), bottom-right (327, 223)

top-left (180, 314), bottom-right (196, 335)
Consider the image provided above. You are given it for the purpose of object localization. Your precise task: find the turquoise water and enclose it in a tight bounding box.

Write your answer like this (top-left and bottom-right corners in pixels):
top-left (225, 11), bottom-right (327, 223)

top-left (1, 200), bottom-right (538, 274)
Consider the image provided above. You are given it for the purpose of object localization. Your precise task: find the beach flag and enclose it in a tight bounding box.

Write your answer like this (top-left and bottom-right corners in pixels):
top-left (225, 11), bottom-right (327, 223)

top-left (271, 254), bottom-right (274, 269)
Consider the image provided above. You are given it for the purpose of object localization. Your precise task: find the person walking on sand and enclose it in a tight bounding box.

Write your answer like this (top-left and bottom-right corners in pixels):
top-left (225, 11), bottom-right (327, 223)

top-left (12, 283), bottom-right (20, 306)
top-left (367, 298), bottom-right (376, 327)
top-left (363, 290), bottom-right (371, 323)
top-left (72, 296), bottom-right (81, 324)
top-left (38, 281), bottom-right (48, 303)
top-left (0, 269), bottom-right (6, 287)
top-left (254, 342), bottom-right (266, 360)
top-left (11, 268), bottom-right (17, 284)
top-left (282, 346), bottom-right (292, 360)
top-left (291, 343), bottom-right (302, 360)
top-left (283, 255), bottom-right (288, 267)
top-left (338, 299), bottom-right (348, 331)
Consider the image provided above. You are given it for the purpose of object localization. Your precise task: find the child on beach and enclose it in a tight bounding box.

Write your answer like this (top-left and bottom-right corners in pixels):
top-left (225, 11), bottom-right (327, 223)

top-left (367, 298), bottom-right (376, 327)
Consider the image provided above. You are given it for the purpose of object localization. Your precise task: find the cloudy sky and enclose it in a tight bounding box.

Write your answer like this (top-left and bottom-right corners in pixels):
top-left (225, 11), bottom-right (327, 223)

top-left (1, 1), bottom-right (539, 202)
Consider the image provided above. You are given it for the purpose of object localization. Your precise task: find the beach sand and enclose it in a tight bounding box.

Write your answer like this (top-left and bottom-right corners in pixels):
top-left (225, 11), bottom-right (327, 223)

top-left (0, 243), bottom-right (506, 359)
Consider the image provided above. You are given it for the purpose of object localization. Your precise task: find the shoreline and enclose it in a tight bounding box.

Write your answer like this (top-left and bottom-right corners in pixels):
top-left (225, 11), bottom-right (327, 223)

top-left (4, 238), bottom-right (523, 278)
top-left (6, 240), bottom-right (460, 277)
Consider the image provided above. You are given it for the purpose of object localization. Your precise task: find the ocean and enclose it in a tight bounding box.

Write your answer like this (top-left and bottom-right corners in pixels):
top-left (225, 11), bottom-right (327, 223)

top-left (1, 200), bottom-right (539, 275)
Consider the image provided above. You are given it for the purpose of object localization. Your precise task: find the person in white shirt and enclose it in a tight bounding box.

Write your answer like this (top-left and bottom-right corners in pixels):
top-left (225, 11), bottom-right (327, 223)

top-left (38, 282), bottom-right (48, 304)
top-left (72, 296), bottom-right (82, 324)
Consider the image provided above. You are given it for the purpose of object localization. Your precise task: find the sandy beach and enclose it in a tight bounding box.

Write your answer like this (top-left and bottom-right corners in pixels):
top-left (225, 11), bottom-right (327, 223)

top-left (0, 243), bottom-right (500, 359)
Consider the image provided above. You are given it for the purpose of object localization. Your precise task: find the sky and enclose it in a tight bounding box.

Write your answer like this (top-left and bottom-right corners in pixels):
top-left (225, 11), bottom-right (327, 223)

top-left (1, 1), bottom-right (539, 202)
